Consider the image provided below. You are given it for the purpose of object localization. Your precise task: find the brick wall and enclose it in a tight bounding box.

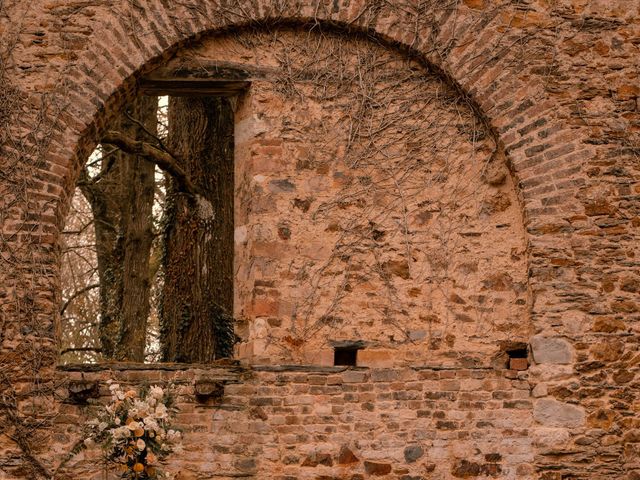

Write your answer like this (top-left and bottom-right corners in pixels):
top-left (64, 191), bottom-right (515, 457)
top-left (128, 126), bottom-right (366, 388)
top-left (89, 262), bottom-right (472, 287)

top-left (53, 364), bottom-right (534, 480)
top-left (0, 1), bottom-right (639, 478)
top-left (219, 29), bottom-right (529, 367)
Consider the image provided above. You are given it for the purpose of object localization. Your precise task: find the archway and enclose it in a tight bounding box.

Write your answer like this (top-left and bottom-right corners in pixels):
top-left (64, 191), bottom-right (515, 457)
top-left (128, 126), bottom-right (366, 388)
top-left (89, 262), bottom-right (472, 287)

top-left (58, 24), bottom-right (531, 370)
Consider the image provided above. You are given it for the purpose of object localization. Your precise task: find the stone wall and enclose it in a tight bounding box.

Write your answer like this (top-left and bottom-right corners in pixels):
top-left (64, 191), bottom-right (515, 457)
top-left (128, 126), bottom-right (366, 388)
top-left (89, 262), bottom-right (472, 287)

top-left (0, 1), bottom-right (639, 479)
top-left (213, 29), bottom-right (529, 366)
top-left (53, 364), bottom-right (534, 480)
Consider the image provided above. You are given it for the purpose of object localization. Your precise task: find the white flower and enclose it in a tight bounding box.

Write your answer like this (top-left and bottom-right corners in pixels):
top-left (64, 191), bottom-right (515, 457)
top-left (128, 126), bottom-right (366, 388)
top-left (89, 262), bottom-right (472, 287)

top-left (149, 385), bottom-right (164, 400)
top-left (154, 403), bottom-right (168, 419)
top-left (136, 438), bottom-right (146, 451)
top-left (129, 399), bottom-right (149, 419)
top-left (114, 417), bottom-right (121, 425)
top-left (143, 416), bottom-right (159, 432)
top-left (108, 383), bottom-right (120, 391)
top-left (111, 426), bottom-right (131, 439)
top-left (83, 438), bottom-right (95, 448)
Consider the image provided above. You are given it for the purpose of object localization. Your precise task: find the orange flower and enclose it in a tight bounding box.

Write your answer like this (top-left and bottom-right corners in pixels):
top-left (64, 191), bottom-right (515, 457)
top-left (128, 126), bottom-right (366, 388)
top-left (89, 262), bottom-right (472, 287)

top-left (134, 428), bottom-right (144, 437)
top-left (133, 463), bottom-right (145, 473)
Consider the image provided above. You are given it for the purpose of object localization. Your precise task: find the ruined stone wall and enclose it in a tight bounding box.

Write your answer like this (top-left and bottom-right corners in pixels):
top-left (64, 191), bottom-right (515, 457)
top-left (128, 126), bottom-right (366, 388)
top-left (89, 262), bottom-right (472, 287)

top-left (0, 1), bottom-right (639, 479)
top-left (205, 30), bottom-right (528, 367)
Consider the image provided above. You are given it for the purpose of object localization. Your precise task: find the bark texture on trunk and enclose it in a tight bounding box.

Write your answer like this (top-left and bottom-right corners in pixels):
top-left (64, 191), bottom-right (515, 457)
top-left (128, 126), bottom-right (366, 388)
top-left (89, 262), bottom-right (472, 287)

top-left (81, 96), bottom-right (157, 361)
top-left (161, 96), bottom-right (235, 363)
top-left (79, 169), bottom-right (120, 359)
top-left (115, 96), bottom-right (157, 361)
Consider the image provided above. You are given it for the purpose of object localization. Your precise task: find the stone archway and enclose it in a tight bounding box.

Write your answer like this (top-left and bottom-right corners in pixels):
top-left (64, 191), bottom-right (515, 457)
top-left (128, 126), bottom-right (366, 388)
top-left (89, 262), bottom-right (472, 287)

top-left (39, 3), bottom-right (587, 349)
top-left (0, 3), bottom-right (585, 351)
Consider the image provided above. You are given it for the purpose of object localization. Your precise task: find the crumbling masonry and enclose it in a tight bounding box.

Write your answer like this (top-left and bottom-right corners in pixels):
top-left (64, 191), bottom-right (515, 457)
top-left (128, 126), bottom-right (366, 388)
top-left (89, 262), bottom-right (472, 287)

top-left (0, 1), bottom-right (639, 479)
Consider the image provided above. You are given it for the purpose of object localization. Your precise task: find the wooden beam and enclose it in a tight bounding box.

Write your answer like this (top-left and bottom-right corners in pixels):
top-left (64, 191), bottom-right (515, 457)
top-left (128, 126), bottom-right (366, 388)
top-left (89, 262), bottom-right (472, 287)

top-left (139, 62), bottom-right (259, 96)
top-left (139, 79), bottom-right (250, 96)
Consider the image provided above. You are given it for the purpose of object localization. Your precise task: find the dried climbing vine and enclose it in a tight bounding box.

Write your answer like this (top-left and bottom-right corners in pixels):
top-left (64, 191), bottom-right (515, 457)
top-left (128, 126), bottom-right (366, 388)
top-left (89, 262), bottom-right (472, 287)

top-left (207, 25), bottom-right (529, 363)
top-left (0, 2), bottom-right (72, 477)
top-left (0, 0), bottom-right (547, 476)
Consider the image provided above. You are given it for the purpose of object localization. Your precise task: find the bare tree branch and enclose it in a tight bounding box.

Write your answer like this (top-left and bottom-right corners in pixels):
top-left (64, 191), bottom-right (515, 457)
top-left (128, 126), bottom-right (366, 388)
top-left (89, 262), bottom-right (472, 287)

top-left (63, 218), bottom-right (94, 235)
top-left (85, 146), bottom-right (118, 169)
top-left (101, 130), bottom-right (203, 198)
top-left (59, 347), bottom-right (102, 356)
top-left (60, 283), bottom-right (100, 316)
top-left (124, 109), bottom-right (169, 151)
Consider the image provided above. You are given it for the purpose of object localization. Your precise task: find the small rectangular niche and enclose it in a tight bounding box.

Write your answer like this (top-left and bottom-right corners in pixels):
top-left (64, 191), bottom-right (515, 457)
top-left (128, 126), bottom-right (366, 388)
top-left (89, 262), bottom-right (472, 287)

top-left (334, 347), bottom-right (358, 366)
top-left (331, 340), bottom-right (367, 367)
top-left (505, 344), bottom-right (528, 371)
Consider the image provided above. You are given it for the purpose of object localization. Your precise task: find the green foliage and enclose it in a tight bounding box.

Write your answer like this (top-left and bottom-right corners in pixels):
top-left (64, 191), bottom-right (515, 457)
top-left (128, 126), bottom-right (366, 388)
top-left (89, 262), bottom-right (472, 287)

top-left (211, 303), bottom-right (239, 359)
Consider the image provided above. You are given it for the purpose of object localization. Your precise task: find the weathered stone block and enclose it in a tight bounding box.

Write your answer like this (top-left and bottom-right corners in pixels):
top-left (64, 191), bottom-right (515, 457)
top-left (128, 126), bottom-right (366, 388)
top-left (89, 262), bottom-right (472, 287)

top-left (364, 461), bottom-right (392, 476)
top-left (337, 446), bottom-right (359, 465)
top-left (534, 399), bottom-right (585, 428)
top-left (404, 445), bottom-right (424, 463)
top-left (342, 370), bottom-right (368, 383)
top-left (530, 336), bottom-right (573, 364)
top-left (532, 383), bottom-right (548, 398)
top-left (509, 357), bottom-right (528, 370)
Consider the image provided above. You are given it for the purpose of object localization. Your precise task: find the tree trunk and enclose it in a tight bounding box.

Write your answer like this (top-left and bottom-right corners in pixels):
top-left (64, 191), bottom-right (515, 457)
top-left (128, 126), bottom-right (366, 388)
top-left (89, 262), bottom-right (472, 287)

top-left (81, 95), bottom-right (157, 361)
top-left (160, 96), bottom-right (235, 363)
top-left (115, 96), bottom-right (157, 361)
top-left (79, 171), bottom-right (120, 359)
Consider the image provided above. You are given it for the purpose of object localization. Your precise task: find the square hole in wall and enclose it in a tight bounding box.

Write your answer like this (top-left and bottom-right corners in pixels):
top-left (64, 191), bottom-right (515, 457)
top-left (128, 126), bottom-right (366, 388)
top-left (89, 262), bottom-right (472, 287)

top-left (334, 347), bottom-right (358, 366)
top-left (506, 345), bottom-right (528, 371)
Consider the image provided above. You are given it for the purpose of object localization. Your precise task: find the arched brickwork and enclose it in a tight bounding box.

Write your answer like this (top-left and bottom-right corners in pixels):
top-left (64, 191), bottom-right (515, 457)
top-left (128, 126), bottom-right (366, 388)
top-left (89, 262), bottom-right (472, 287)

top-left (49, 2), bottom-right (585, 341)
top-left (1, 1), bottom-right (639, 478)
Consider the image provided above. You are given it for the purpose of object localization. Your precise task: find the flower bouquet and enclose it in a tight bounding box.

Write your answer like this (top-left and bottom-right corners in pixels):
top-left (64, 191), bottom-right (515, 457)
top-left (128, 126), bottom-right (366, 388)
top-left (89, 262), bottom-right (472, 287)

top-left (81, 382), bottom-right (182, 479)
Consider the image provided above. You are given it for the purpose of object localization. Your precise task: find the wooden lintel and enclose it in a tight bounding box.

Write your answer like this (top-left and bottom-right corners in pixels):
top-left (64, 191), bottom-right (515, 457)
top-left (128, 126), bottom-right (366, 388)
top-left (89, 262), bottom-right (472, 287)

top-left (329, 339), bottom-right (368, 350)
top-left (139, 61), bottom-right (272, 96)
top-left (139, 79), bottom-right (251, 97)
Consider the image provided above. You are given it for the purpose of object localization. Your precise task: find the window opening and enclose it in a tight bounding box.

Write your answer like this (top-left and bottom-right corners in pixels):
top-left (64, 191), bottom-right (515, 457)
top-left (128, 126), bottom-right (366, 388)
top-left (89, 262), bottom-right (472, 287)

top-left (60, 76), bottom-right (248, 365)
top-left (160, 95), bottom-right (235, 363)
top-left (506, 347), bottom-right (527, 359)
top-left (505, 344), bottom-right (528, 371)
